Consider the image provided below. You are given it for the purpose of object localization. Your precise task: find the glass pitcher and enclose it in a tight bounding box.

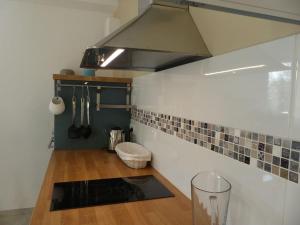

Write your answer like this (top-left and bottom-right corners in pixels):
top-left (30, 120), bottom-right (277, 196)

top-left (191, 171), bottom-right (231, 225)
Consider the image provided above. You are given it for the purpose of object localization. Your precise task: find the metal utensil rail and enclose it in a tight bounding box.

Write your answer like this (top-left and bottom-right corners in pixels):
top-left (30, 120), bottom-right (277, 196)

top-left (56, 82), bottom-right (132, 110)
top-left (56, 83), bottom-right (128, 89)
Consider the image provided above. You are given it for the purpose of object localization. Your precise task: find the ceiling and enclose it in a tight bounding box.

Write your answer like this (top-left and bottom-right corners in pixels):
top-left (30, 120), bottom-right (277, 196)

top-left (190, 6), bottom-right (300, 55)
top-left (188, 0), bottom-right (300, 22)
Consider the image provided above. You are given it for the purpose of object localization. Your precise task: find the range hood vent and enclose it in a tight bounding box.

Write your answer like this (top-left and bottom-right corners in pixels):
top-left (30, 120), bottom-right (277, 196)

top-left (80, 1), bottom-right (212, 72)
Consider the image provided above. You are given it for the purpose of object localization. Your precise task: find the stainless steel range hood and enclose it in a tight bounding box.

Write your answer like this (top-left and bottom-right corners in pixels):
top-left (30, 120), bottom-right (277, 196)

top-left (80, 0), bottom-right (211, 72)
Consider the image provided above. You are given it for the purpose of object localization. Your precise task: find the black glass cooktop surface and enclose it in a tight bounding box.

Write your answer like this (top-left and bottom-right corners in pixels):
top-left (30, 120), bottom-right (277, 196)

top-left (50, 175), bottom-right (174, 211)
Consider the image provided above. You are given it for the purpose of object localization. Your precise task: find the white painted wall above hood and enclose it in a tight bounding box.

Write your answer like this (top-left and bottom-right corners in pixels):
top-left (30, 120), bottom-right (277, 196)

top-left (191, 0), bottom-right (300, 22)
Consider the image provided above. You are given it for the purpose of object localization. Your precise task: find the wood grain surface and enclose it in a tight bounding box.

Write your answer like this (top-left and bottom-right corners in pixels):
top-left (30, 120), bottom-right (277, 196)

top-left (53, 75), bottom-right (132, 84)
top-left (30, 150), bottom-right (193, 225)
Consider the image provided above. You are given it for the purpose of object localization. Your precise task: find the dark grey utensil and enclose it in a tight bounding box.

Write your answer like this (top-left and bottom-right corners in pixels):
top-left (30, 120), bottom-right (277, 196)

top-left (83, 86), bottom-right (92, 139)
top-left (79, 86), bottom-right (88, 137)
top-left (68, 87), bottom-right (80, 139)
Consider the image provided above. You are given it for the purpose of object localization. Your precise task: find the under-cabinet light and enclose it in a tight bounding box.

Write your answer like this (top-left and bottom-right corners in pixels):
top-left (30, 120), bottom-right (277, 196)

top-left (204, 64), bottom-right (265, 76)
top-left (101, 49), bottom-right (125, 67)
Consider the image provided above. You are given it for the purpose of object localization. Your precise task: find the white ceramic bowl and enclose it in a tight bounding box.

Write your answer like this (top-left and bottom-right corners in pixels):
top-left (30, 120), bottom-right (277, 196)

top-left (115, 142), bottom-right (151, 169)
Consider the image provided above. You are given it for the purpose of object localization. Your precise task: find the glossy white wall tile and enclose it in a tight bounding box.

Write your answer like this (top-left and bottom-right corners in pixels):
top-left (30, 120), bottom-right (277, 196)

top-left (132, 121), bottom-right (286, 225)
top-left (289, 34), bottom-right (300, 140)
top-left (283, 34), bottom-right (300, 225)
top-left (132, 36), bottom-right (295, 138)
top-left (131, 35), bottom-right (300, 225)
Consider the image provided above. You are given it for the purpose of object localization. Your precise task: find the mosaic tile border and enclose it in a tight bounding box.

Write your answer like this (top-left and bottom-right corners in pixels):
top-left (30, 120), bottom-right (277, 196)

top-left (131, 107), bottom-right (300, 184)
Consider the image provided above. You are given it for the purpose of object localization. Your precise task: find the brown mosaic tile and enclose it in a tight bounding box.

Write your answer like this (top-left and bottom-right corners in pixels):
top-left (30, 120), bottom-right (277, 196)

top-left (252, 142), bottom-right (258, 150)
top-left (265, 144), bottom-right (273, 154)
top-left (280, 168), bottom-right (289, 179)
top-left (272, 165), bottom-right (280, 175)
top-left (251, 149), bottom-right (258, 158)
top-left (245, 139), bottom-right (252, 148)
top-left (239, 138), bottom-right (245, 146)
top-left (265, 153), bottom-right (272, 164)
top-left (259, 134), bottom-right (266, 143)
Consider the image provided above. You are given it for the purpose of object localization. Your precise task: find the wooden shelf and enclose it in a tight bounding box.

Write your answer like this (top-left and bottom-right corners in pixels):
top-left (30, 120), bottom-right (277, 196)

top-left (53, 74), bottom-right (132, 84)
top-left (97, 104), bottom-right (132, 110)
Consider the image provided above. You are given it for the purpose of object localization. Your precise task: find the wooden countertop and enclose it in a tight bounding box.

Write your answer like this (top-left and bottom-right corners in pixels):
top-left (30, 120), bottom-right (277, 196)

top-left (30, 150), bottom-right (193, 225)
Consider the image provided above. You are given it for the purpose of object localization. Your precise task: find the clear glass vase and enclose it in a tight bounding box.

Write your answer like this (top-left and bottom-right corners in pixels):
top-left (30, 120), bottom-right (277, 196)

top-left (191, 171), bottom-right (231, 225)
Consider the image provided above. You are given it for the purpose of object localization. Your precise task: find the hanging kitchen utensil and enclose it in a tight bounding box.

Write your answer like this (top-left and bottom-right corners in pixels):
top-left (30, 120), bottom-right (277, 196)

top-left (96, 86), bottom-right (101, 111)
top-left (79, 86), bottom-right (87, 137)
top-left (82, 85), bottom-right (92, 139)
top-left (49, 96), bottom-right (65, 115)
top-left (68, 87), bottom-right (80, 139)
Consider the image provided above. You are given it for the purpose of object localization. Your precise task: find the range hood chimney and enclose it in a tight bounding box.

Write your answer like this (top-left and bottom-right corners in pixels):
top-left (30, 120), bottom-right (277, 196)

top-left (80, 0), bottom-right (212, 72)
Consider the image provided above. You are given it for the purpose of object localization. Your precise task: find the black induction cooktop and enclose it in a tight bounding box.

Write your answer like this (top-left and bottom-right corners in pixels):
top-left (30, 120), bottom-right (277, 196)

top-left (50, 175), bottom-right (174, 211)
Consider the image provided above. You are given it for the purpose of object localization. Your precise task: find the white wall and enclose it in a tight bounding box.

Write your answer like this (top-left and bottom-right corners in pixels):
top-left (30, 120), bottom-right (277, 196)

top-left (0, 0), bottom-right (115, 210)
top-left (131, 34), bottom-right (300, 225)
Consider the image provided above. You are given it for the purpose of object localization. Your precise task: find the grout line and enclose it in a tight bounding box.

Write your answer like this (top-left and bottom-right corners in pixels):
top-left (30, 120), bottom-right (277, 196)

top-left (0, 208), bottom-right (33, 216)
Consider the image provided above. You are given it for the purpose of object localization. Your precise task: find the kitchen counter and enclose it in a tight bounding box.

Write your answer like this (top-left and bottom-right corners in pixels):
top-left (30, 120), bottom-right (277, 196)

top-left (30, 149), bottom-right (193, 225)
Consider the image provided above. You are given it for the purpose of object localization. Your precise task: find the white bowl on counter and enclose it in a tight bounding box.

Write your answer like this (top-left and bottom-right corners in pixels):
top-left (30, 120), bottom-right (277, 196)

top-left (115, 142), bottom-right (151, 169)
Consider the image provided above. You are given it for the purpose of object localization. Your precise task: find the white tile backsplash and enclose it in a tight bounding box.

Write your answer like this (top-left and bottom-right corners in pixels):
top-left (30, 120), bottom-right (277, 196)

top-left (289, 34), bottom-right (300, 140)
top-left (131, 34), bottom-right (300, 225)
top-left (132, 120), bottom-right (286, 225)
top-left (132, 36), bottom-right (295, 138)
